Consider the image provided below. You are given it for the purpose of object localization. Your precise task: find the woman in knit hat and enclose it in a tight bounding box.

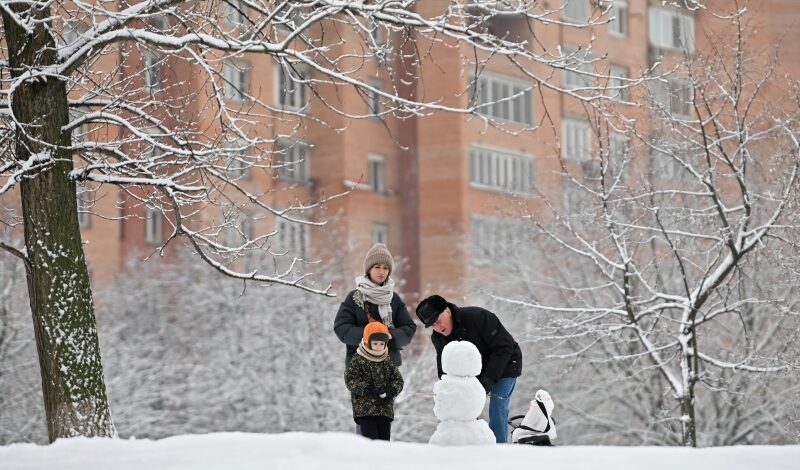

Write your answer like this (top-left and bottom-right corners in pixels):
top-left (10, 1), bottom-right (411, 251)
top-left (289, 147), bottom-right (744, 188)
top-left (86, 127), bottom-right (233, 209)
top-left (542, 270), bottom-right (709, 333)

top-left (344, 321), bottom-right (404, 440)
top-left (333, 243), bottom-right (417, 368)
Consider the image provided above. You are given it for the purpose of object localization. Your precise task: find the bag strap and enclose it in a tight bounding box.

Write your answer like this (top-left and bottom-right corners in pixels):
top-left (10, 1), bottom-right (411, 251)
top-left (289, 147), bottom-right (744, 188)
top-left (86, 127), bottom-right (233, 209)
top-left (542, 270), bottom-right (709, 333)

top-left (364, 301), bottom-right (381, 323)
top-left (508, 400), bottom-right (551, 433)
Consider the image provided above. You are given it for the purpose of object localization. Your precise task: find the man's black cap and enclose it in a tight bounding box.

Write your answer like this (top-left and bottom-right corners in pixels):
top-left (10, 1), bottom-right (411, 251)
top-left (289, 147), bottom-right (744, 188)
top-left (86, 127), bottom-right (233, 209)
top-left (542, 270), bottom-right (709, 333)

top-left (416, 295), bottom-right (448, 327)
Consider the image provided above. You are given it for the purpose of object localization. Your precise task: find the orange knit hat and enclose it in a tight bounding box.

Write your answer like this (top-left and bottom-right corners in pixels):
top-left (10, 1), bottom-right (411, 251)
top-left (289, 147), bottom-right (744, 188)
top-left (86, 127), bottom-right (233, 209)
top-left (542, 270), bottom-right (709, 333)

top-left (363, 321), bottom-right (390, 347)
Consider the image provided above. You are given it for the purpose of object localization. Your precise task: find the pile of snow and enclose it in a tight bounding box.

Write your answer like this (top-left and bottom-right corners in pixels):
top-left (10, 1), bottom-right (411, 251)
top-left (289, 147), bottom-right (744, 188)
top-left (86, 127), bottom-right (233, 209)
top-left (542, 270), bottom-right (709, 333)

top-left (1, 432), bottom-right (798, 470)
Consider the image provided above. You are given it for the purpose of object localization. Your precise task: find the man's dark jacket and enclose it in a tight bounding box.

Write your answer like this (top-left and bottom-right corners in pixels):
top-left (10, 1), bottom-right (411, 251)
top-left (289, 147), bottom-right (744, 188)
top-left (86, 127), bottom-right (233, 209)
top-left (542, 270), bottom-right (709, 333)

top-left (333, 290), bottom-right (416, 366)
top-left (431, 302), bottom-right (522, 382)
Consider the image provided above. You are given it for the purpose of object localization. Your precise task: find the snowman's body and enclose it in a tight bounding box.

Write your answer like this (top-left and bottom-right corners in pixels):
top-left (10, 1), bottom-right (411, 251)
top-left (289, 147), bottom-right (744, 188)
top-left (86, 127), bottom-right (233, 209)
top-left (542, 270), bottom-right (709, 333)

top-left (429, 341), bottom-right (495, 446)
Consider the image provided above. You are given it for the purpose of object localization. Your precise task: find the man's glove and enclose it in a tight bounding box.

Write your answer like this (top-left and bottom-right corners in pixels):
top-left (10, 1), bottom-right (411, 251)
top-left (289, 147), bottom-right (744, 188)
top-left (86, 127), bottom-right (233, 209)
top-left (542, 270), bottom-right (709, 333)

top-left (376, 391), bottom-right (394, 405)
top-left (477, 375), bottom-right (495, 394)
top-left (363, 385), bottom-right (382, 398)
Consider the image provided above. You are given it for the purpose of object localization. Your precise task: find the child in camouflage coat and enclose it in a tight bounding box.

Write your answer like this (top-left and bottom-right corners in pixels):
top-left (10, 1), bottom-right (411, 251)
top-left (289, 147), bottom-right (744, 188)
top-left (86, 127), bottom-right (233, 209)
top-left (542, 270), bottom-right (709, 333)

top-left (344, 321), bottom-right (404, 440)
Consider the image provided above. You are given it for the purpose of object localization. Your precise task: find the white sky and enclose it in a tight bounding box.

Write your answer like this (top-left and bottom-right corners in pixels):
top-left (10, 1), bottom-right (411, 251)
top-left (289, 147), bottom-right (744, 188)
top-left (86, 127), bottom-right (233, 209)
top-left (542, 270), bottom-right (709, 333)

top-left (2, 432), bottom-right (798, 470)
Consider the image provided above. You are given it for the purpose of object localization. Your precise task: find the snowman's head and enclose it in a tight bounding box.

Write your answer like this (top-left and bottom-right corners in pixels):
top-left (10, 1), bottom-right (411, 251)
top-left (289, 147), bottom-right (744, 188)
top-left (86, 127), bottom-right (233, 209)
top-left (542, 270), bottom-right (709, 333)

top-left (441, 341), bottom-right (482, 377)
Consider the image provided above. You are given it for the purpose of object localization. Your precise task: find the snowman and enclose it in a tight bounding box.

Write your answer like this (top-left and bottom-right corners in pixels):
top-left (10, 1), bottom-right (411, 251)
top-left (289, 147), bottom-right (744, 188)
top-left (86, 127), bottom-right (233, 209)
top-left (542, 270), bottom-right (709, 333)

top-left (429, 341), bottom-right (495, 446)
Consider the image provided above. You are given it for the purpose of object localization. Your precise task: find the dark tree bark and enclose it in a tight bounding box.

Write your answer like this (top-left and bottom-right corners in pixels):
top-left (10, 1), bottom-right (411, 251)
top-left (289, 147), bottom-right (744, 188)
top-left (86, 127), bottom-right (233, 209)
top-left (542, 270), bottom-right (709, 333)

top-left (2, 6), bottom-right (115, 441)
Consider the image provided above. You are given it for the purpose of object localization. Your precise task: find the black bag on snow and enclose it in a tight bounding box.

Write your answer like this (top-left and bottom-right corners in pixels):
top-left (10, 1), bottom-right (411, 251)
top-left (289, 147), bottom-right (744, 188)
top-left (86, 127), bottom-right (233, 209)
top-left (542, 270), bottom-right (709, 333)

top-left (508, 389), bottom-right (557, 446)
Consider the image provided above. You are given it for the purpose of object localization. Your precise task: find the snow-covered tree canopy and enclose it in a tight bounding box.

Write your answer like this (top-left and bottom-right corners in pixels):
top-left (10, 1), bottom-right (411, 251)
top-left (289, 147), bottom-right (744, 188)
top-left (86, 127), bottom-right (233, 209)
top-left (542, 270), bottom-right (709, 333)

top-left (482, 10), bottom-right (800, 446)
top-left (0, 0), bottom-right (645, 291)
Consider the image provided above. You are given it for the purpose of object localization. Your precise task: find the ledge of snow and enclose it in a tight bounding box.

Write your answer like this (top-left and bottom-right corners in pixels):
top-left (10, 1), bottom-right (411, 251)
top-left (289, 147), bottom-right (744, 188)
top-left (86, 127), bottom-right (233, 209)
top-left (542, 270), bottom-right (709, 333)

top-left (1, 432), bottom-right (798, 470)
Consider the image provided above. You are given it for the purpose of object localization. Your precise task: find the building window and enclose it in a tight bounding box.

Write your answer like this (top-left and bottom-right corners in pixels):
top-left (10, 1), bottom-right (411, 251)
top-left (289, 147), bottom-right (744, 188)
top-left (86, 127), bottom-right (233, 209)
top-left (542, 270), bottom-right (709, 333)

top-left (366, 16), bottom-right (388, 47)
top-left (69, 109), bottom-right (88, 144)
top-left (224, 139), bottom-right (249, 180)
top-left (60, 21), bottom-right (88, 48)
top-left (372, 223), bottom-right (389, 245)
top-left (651, 78), bottom-right (693, 118)
top-left (367, 80), bottom-right (384, 117)
top-left (560, 45), bottom-right (593, 90)
top-left (562, 118), bottom-right (592, 161)
top-left (561, 0), bottom-right (588, 23)
top-left (223, 59), bottom-right (249, 102)
top-left (649, 7), bottom-right (694, 53)
top-left (275, 63), bottom-right (309, 111)
top-left (143, 52), bottom-right (161, 90)
top-left (470, 214), bottom-right (528, 261)
top-left (470, 146), bottom-right (534, 194)
top-left (276, 3), bottom-right (307, 31)
top-left (608, 65), bottom-right (628, 101)
top-left (276, 138), bottom-right (309, 182)
top-left (76, 182), bottom-right (91, 229)
top-left (609, 132), bottom-right (630, 163)
top-left (222, 0), bottom-right (247, 26)
top-left (148, 16), bottom-right (167, 32)
top-left (276, 218), bottom-right (308, 260)
top-left (367, 153), bottom-right (385, 192)
top-left (223, 212), bottom-right (251, 248)
top-left (145, 205), bottom-right (162, 245)
top-left (470, 73), bottom-right (533, 125)
top-left (608, 1), bottom-right (628, 36)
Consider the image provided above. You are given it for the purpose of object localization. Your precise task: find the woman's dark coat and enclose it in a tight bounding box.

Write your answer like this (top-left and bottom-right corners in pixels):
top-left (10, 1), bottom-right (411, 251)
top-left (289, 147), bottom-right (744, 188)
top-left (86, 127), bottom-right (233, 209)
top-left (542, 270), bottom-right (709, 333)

top-left (333, 290), bottom-right (416, 366)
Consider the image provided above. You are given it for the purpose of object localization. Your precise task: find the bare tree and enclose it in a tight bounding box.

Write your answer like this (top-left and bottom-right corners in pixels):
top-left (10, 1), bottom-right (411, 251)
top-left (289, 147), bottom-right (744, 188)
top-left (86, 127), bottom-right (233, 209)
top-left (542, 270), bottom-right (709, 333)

top-left (0, 0), bottom-right (624, 440)
top-left (0, 238), bottom-right (46, 444)
top-left (483, 11), bottom-right (800, 446)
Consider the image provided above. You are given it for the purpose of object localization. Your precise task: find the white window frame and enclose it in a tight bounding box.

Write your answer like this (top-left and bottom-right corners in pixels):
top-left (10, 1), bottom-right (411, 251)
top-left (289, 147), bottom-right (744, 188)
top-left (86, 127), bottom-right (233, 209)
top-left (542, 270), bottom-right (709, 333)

top-left (144, 205), bottom-right (162, 245)
top-left (649, 7), bottom-right (695, 53)
top-left (276, 218), bottom-right (309, 260)
top-left (276, 138), bottom-right (310, 182)
top-left (223, 59), bottom-right (250, 102)
top-left (470, 145), bottom-right (534, 194)
top-left (562, 118), bottom-right (592, 162)
top-left (607, 64), bottom-right (629, 102)
top-left (368, 153), bottom-right (385, 192)
top-left (372, 223), bottom-right (389, 245)
top-left (274, 62), bottom-right (309, 111)
top-left (608, 0), bottom-right (628, 36)
top-left (561, 0), bottom-right (588, 23)
top-left (470, 73), bottom-right (533, 125)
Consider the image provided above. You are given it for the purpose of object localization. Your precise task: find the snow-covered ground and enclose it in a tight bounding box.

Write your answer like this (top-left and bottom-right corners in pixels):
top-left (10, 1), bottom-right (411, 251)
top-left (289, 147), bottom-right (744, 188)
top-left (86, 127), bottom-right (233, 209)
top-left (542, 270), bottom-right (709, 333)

top-left (2, 432), bottom-right (798, 470)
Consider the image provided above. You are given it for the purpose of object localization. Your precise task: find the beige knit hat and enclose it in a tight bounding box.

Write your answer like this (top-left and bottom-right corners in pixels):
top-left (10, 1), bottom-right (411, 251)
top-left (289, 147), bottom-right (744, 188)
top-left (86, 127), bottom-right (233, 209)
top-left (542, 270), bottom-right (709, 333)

top-left (363, 243), bottom-right (393, 276)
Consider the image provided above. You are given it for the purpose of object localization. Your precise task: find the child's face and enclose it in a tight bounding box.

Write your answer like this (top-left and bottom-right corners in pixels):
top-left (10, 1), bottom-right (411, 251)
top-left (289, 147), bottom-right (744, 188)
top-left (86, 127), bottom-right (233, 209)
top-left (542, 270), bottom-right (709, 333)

top-left (370, 340), bottom-right (386, 351)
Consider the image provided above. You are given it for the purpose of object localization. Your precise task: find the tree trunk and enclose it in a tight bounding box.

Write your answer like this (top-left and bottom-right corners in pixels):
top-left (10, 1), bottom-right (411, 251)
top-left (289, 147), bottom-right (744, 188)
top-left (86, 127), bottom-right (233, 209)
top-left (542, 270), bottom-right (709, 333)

top-left (681, 328), bottom-right (698, 447)
top-left (680, 387), bottom-right (697, 446)
top-left (3, 6), bottom-right (116, 441)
